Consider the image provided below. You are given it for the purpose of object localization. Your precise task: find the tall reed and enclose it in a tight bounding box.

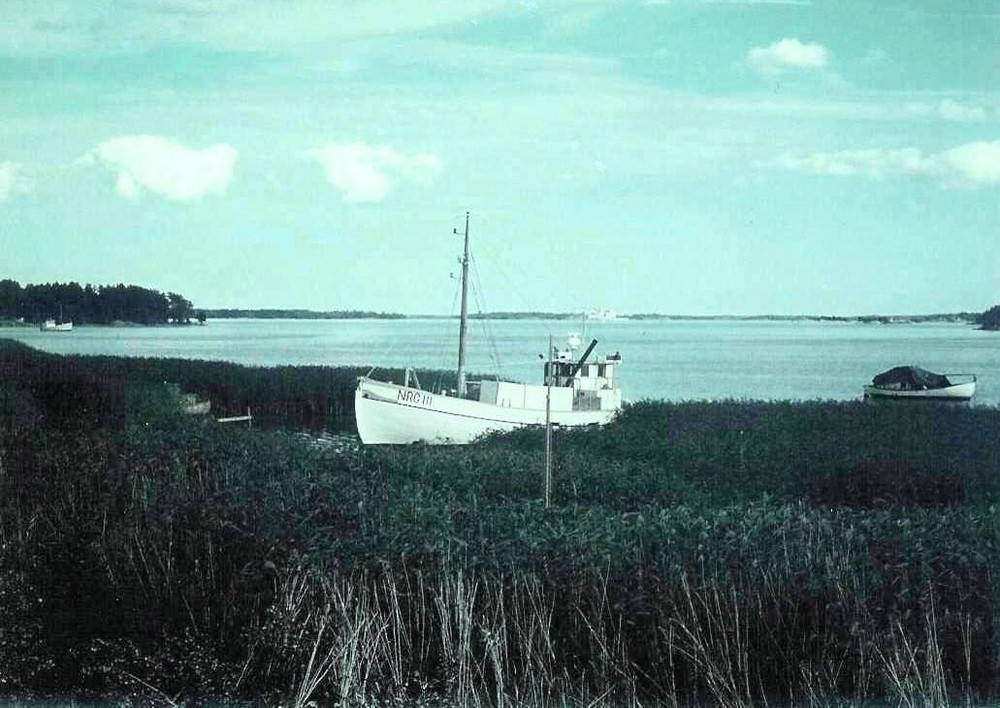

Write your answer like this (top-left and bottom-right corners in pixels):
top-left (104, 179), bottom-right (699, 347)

top-left (3, 339), bottom-right (1000, 704)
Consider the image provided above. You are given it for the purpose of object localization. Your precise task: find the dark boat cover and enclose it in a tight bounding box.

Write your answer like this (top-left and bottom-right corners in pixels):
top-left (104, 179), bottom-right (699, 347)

top-left (871, 366), bottom-right (951, 390)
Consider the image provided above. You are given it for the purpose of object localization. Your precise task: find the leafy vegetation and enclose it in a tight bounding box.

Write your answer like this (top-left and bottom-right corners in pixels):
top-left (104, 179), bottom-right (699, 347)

top-left (0, 278), bottom-right (198, 325)
top-left (979, 304), bottom-right (1000, 331)
top-left (2, 338), bottom-right (1000, 704)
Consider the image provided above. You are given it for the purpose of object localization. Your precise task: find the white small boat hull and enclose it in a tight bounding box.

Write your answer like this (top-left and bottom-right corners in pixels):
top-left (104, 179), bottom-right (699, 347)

top-left (40, 320), bottom-right (73, 332)
top-left (355, 377), bottom-right (616, 445)
top-left (863, 381), bottom-right (976, 401)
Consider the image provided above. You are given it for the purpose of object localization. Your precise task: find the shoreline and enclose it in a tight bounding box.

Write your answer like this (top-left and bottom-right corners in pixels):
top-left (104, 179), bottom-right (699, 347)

top-left (0, 319), bottom-right (205, 328)
top-left (3, 312), bottom-right (983, 325)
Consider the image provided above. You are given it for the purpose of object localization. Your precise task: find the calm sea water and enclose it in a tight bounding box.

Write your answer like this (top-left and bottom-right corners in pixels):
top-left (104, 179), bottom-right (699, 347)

top-left (4, 318), bottom-right (998, 405)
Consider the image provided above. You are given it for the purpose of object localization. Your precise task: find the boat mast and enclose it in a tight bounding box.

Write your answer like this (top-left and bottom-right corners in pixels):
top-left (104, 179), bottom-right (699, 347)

top-left (456, 211), bottom-right (470, 397)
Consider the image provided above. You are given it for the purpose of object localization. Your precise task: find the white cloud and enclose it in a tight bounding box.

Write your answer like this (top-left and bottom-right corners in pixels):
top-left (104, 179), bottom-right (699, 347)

top-left (0, 161), bottom-right (22, 201)
top-left (937, 99), bottom-right (987, 122)
top-left (779, 148), bottom-right (924, 178)
top-left (87, 136), bottom-right (238, 201)
top-left (904, 99), bottom-right (987, 122)
top-left (310, 142), bottom-right (443, 203)
top-left (747, 38), bottom-right (829, 76)
top-left (779, 141), bottom-right (1000, 187)
top-left (942, 141), bottom-right (1000, 185)
top-left (0, 1), bottom-right (514, 56)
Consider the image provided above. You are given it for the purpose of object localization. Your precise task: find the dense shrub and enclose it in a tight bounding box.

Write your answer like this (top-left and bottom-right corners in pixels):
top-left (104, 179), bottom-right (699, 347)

top-left (808, 460), bottom-right (965, 508)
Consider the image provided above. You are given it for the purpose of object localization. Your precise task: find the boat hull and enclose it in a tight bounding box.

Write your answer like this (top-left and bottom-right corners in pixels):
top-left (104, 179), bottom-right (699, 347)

top-left (863, 381), bottom-right (976, 401)
top-left (40, 320), bottom-right (73, 332)
top-left (355, 377), bottom-right (617, 444)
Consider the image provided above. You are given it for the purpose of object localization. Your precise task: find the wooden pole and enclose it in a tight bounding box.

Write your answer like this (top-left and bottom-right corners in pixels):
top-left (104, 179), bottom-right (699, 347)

top-left (545, 334), bottom-right (553, 509)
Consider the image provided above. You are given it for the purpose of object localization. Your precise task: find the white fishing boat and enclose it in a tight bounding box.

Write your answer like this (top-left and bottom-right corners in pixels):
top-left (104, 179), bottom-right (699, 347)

top-left (863, 366), bottom-right (976, 401)
top-left (40, 319), bottom-right (73, 332)
top-left (40, 305), bottom-right (73, 332)
top-left (354, 214), bottom-right (624, 445)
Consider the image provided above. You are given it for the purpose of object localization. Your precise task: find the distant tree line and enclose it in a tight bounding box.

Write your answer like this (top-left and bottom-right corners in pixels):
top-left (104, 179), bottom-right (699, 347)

top-left (0, 279), bottom-right (201, 325)
top-left (468, 312), bottom-right (583, 320)
top-left (979, 305), bottom-right (1000, 331)
top-left (205, 309), bottom-right (405, 319)
top-left (627, 313), bottom-right (980, 323)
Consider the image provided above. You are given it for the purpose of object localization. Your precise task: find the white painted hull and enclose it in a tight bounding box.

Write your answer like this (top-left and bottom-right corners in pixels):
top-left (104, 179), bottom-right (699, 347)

top-left (863, 381), bottom-right (975, 401)
top-left (40, 320), bottom-right (73, 332)
top-left (355, 377), bottom-right (616, 444)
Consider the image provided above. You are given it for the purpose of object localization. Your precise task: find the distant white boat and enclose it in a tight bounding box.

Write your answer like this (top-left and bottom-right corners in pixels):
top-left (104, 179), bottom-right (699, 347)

top-left (355, 214), bottom-right (624, 445)
top-left (863, 366), bottom-right (976, 401)
top-left (40, 305), bottom-right (73, 332)
top-left (40, 319), bottom-right (73, 332)
top-left (586, 308), bottom-right (618, 321)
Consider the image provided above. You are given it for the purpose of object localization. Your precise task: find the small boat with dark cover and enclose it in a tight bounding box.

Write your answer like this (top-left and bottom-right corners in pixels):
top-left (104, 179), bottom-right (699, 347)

top-left (863, 366), bottom-right (976, 401)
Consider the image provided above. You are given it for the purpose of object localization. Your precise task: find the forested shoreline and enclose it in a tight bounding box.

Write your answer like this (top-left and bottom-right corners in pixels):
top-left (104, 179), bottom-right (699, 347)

top-left (4, 278), bottom-right (996, 326)
top-left (979, 305), bottom-right (1000, 330)
top-left (0, 279), bottom-right (199, 325)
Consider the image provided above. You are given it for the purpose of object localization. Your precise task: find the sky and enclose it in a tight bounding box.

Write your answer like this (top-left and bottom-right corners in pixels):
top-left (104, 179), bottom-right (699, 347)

top-left (1, 0), bottom-right (998, 316)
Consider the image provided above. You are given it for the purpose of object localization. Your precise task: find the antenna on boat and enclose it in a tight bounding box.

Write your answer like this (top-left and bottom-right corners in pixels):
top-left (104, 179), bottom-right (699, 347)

top-left (455, 212), bottom-right (471, 398)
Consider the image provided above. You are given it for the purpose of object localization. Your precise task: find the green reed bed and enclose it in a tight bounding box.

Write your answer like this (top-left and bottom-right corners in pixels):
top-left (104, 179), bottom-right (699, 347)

top-left (359, 425), bottom-right (1000, 704)
top-left (0, 337), bottom-right (454, 431)
top-left (2, 338), bottom-right (1000, 704)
